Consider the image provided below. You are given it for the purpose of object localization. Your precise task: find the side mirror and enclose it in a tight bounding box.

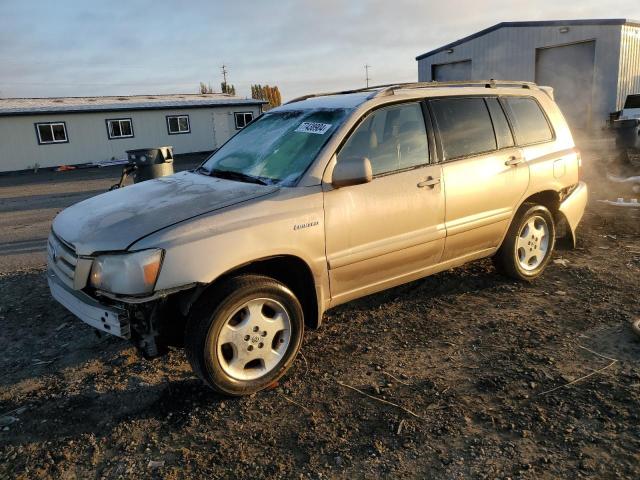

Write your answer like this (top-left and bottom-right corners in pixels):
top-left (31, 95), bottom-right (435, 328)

top-left (331, 156), bottom-right (373, 188)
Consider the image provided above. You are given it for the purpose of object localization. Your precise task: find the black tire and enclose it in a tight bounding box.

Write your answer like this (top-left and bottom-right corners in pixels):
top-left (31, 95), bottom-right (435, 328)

top-left (493, 203), bottom-right (556, 282)
top-left (185, 274), bottom-right (304, 396)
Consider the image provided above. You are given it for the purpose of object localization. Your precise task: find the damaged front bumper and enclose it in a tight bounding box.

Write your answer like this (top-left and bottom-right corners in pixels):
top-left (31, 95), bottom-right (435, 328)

top-left (558, 181), bottom-right (588, 248)
top-left (47, 267), bottom-right (193, 358)
top-left (47, 269), bottom-right (130, 338)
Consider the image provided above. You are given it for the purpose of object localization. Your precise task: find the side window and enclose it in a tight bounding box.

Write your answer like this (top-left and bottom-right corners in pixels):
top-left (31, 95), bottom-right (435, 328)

top-left (485, 98), bottom-right (514, 149)
top-left (431, 97), bottom-right (497, 160)
top-left (337, 103), bottom-right (429, 176)
top-left (504, 97), bottom-right (553, 145)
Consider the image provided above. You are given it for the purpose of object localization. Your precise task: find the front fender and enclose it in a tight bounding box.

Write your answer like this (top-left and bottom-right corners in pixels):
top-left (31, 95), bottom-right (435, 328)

top-left (129, 186), bottom-right (329, 308)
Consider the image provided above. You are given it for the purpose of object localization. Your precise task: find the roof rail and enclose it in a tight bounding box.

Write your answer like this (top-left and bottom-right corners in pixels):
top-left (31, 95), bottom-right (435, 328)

top-left (285, 80), bottom-right (540, 105)
top-left (285, 86), bottom-right (380, 105)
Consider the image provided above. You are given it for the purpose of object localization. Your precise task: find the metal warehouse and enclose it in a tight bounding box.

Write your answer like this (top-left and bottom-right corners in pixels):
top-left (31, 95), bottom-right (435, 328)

top-left (0, 94), bottom-right (265, 172)
top-left (416, 19), bottom-right (640, 129)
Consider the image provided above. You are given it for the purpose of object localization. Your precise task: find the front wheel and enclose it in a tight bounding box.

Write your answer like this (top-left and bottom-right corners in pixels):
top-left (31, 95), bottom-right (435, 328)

top-left (185, 275), bottom-right (304, 396)
top-left (493, 204), bottom-right (556, 281)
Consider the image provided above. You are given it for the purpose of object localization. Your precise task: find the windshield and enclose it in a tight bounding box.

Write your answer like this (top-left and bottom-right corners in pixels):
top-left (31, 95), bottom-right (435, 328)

top-left (200, 108), bottom-right (350, 186)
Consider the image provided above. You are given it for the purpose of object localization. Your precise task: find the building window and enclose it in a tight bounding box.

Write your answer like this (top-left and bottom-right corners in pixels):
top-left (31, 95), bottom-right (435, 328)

top-left (106, 118), bottom-right (134, 139)
top-left (234, 112), bottom-right (254, 129)
top-left (36, 122), bottom-right (68, 144)
top-left (166, 115), bottom-right (190, 135)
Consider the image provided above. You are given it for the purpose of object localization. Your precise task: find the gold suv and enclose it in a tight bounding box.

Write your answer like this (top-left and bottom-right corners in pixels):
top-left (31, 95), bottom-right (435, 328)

top-left (47, 81), bottom-right (587, 395)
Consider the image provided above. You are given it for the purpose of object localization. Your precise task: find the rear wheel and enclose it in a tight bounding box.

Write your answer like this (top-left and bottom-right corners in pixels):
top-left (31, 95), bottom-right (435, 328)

top-left (185, 275), bottom-right (304, 396)
top-left (494, 204), bottom-right (555, 281)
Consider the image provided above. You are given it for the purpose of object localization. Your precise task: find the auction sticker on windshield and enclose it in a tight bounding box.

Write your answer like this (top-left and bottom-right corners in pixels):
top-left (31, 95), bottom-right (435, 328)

top-left (295, 122), bottom-right (332, 135)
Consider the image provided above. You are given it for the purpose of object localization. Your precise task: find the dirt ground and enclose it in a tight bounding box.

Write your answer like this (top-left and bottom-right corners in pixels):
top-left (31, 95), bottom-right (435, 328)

top-left (1, 137), bottom-right (639, 479)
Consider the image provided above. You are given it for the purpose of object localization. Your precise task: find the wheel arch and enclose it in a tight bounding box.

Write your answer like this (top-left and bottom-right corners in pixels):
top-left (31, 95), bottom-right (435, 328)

top-left (194, 254), bottom-right (321, 329)
top-left (498, 189), bottom-right (572, 250)
top-left (519, 190), bottom-right (561, 213)
top-left (519, 189), bottom-right (578, 248)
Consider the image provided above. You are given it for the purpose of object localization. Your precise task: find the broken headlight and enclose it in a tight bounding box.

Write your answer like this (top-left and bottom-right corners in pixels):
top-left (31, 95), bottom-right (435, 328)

top-left (89, 249), bottom-right (163, 295)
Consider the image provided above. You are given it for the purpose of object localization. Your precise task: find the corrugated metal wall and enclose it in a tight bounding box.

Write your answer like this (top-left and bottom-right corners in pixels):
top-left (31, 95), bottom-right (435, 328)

top-left (617, 25), bottom-right (640, 110)
top-left (417, 24), bottom-right (624, 126)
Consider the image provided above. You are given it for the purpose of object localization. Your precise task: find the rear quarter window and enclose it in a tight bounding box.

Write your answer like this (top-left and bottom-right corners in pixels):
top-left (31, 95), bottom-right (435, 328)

top-left (504, 97), bottom-right (554, 145)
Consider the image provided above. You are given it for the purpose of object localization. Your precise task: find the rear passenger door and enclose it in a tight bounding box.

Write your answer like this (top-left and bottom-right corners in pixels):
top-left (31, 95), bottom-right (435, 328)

top-left (429, 96), bottom-right (529, 261)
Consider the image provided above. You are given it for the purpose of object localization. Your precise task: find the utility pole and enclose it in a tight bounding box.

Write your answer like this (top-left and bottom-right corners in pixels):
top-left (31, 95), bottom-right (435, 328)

top-left (364, 64), bottom-right (371, 88)
top-left (221, 64), bottom-right (228, 85)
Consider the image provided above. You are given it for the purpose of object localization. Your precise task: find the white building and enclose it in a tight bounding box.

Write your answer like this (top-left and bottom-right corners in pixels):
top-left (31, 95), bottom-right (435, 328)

top-left (0, 94), bottom-right (265, 172)
top-left (416, 19), bottom-right (640, 129)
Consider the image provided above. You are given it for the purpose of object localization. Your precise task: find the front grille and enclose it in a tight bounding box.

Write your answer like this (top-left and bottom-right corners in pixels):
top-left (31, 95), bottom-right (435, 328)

top-left (48, 232), bottom-right (78, 288)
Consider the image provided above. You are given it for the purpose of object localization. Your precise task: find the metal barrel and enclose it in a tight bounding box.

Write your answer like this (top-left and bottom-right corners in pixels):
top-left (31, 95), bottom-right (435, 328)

top-left (126, 146), bottom-right (174, 183)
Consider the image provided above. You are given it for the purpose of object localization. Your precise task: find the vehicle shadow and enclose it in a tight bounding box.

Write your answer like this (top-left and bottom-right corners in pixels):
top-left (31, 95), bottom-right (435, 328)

top-left (337, 258), bottom-right (515, 314)
top-left (0, 377), bottom-right (226, 446)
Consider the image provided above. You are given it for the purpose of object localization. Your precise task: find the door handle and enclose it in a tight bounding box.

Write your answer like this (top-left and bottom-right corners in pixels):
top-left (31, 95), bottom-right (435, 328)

top-left (417, 177), bottom-right (441, 188)
top-left (505, 155), bottom-right (524, 166)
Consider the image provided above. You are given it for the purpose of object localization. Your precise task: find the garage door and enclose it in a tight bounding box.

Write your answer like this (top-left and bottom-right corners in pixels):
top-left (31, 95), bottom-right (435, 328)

top-left (535, 41), bottom-right (596, 130)
top-left (432, 60), bottom-right (472, 82)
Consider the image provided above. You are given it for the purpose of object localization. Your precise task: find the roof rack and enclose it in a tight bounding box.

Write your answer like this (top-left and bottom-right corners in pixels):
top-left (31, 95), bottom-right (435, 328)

top-left (285, 80), bottom-right (540, 104)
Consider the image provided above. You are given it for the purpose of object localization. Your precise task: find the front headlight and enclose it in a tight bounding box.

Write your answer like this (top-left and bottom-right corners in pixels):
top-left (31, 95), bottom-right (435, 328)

top-left (89, 249), bottom-right (163, 295)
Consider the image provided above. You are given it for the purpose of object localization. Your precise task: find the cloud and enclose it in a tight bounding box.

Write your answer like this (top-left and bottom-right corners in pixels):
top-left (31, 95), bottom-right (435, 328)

top-left (0, 0), bottom-right (637, 99)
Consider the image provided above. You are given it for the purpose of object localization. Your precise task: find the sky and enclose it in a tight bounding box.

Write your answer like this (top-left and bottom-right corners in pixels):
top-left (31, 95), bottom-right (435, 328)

top-left (0, 0), bottom-right (637, 101)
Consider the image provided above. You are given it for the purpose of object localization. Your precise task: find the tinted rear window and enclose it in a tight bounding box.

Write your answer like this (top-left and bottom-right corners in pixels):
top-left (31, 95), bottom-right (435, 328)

top-left (486, 98), bottom-right (514, 149)
top-left (624, 95), bottom-right (640, 109)
top-left (504, 97), bottom-right (553, 145)
top-left (431, 97), bottom-right (497, 160)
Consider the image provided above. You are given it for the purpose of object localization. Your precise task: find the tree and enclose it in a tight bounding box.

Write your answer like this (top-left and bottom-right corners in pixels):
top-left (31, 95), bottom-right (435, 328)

top-left (221, 82), bottom-right (236, 95)
top-left (199, 82), bottom-right (213, 94)
top-left (251, 84), bottom-right (282, 110)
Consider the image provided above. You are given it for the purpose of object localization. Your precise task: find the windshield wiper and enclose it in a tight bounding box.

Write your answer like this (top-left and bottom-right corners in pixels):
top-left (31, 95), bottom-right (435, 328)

top-left (209, 168), bottom-right (268, 185)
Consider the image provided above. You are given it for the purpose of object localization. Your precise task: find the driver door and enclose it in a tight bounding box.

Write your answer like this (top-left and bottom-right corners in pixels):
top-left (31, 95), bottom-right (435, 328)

top-left (323, 102), bottom-right (446, 305)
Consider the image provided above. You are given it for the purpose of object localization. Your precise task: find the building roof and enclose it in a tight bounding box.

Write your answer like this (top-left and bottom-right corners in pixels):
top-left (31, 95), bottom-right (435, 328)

top-left (0, 93), bottom-right (266, 117)
top-left (416, 18), bottom-right (640, 60)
